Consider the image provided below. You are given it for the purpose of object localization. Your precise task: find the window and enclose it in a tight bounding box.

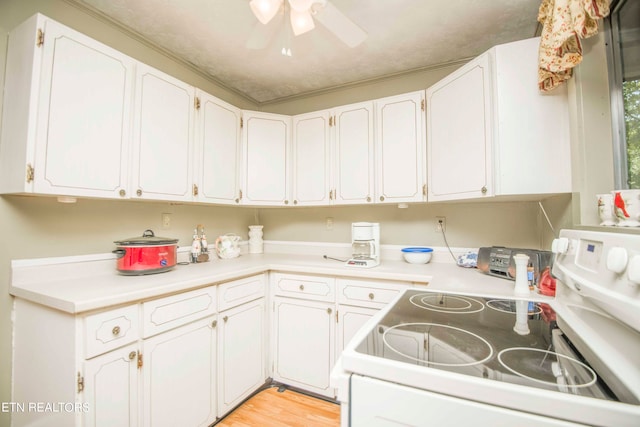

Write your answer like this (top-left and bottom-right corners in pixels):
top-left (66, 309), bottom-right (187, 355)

top-left (608, 0), bottom-right (640, 189)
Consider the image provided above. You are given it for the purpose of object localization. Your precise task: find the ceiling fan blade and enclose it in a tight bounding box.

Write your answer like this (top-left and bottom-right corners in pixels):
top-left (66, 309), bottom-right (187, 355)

top-left (245, 14), bottom-right (283, 49)
top-left (314, 1), bottom-right (367, 48)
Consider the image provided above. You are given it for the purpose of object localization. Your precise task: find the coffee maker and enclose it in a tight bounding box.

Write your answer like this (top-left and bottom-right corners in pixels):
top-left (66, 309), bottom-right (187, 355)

top-left (346, 222), bottom-right (380, 268)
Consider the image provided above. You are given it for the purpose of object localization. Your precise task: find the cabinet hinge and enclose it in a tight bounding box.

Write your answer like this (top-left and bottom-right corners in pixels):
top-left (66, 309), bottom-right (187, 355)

top-left (421, 99), bottom-right (425, 112)
top-left (422, 184), bottom-right (427, 196)
top-left (329, 116), bottom-right (333, 127)
top-left (240, 117), bottom-right (243, 128)
top-left (26, 163), bottom-right (34, 183)
top-left (77, 372), bottom-right (84, 393)
top-left (193, 184), bottom-right (199, 196)
top-left (36, 28), bottom-right (44, 47)
top-left (194, 97), bottom-right (201, 110)
top-left (335, 310), bottom-right (338, 323)
top-left (137, 351), bottom-right (143, 369)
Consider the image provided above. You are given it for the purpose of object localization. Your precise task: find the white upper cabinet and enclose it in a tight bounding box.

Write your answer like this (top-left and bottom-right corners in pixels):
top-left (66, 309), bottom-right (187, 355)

top-left (333, 101), bottom-right (376, 205)
top-left (131, 64), bottom-right (195, 202)
top-left (195, 92), bottom-right (242, 205)
top-left (241, 111), bottom-right (291, 206)
top-left (0, 14), bottom-right (134, 199)
top-left (426, 37), bottom-right (571, 202)
top-left (375, 91), bottom-right (426, 203)
top-left (291, 111), bottom-right (332, 206)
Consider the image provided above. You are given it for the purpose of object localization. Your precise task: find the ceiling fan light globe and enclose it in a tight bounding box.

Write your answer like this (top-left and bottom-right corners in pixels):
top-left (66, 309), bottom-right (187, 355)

top-left (290, 9), bottom-right (315, 35)
top-left (250, 0), bottom-right (282, 25)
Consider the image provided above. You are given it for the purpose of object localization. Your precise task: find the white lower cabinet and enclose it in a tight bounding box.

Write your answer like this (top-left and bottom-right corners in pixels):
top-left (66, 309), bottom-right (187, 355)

top-left (142, 316), bottom-right (217, 427)
top-left (83, 343), bottom-right (139, 427)
top-left (271, 273), bottom-right (412, 399)
top-left (217, 299), bottom-right (265, 415)
top-left (273, 296), bottom-right (336, 398)
top-left (216, 274), bottom-right (266, 416)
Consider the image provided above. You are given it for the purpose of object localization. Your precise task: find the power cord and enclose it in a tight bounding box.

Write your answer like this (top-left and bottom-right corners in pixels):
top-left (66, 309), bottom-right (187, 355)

top-left (439, 219), bottom-right (458, 263)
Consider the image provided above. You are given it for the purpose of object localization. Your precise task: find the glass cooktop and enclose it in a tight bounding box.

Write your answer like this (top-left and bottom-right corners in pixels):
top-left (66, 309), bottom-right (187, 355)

top-left (354, 289), bottom-right (621, 402)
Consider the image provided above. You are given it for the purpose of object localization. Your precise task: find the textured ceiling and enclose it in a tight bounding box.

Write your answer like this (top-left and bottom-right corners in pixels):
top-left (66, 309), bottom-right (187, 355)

top-left (73, 0), bottom-right (542, 104)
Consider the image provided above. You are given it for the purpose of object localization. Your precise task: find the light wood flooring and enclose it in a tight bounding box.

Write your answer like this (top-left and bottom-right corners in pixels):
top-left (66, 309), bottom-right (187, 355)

top-left (215, 387), bottom-right (341, 427)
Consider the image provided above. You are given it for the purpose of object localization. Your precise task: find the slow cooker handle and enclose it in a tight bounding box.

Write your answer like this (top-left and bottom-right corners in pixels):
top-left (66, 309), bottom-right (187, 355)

top-left (143, 229), bottom-right (155, 237)
top-left (112, 249), bottom-right (126, 259)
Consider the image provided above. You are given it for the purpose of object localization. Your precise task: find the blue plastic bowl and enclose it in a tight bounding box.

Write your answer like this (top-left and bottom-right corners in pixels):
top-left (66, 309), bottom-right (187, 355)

top-left (401, 247), bottom-right (433, 263)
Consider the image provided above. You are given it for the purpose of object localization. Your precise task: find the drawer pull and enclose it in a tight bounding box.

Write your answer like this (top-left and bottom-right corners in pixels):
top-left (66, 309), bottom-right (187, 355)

top-left (223, 316), bottom-right (228, 323)
top-left (211, 320), bottom-right (217, 328)
top-left (299, 284), bottom-right (304, 291)
top-left (368, 293), bottom-right (375, 300)
top-left (129, 351), bottom-right (137, 361)
top-left (112, 326), bottom-right (121, 336)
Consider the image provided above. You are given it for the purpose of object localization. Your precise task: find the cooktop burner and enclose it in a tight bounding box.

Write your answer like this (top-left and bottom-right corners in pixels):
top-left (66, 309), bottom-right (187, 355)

top-left (354, 289), bottom-right (618, 401)
top-left (409, 293), bottom-right (485, 314)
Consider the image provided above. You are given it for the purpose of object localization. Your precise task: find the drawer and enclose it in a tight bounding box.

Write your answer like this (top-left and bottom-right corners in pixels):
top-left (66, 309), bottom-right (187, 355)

top-left (84, 304), bottom-right (139, 359)
top-left (337, 278), bottom-right (408, 309)
top-left (272, 273), bottom-right (335, 302)
top-left (142, 286), bottom-right (217, 338)
top-left (218, 274), bottom-right (265, 312)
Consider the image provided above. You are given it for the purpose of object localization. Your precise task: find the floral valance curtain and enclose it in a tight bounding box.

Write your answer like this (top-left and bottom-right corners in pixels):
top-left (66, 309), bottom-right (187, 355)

top-left (538, 0), bottom-right (611, 92)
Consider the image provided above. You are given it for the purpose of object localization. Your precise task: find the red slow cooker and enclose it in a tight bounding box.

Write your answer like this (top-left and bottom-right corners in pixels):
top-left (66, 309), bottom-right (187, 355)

top-left (113, 229), bottom-right (178, 275)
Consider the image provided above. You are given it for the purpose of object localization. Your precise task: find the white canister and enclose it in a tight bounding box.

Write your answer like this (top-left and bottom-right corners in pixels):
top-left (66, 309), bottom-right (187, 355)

top-left (597, 193), bottom-right (616, 226)
top-left (248, 225), bottom-right (264, 254)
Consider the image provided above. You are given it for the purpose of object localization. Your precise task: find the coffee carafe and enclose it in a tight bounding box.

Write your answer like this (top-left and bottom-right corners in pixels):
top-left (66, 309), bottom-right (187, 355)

top-left (346, 222), bottom-right (380, 268)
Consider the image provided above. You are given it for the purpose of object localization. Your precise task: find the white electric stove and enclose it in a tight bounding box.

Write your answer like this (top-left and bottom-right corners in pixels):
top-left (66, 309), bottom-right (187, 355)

top-left (337, 229), bottom-right (640, 426)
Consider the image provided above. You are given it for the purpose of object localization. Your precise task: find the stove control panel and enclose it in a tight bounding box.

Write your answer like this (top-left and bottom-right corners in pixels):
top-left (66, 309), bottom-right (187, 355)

top-left (552, 229), bottom-right (640, 333)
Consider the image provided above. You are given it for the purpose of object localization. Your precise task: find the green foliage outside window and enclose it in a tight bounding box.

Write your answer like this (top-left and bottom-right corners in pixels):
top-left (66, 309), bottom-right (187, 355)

top-left (625, 80), bottom-right (640, 188)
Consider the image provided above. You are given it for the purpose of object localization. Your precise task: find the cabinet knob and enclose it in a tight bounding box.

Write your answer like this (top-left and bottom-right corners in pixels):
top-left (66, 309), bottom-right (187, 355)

top-left (327, 308), bottom-right (332, 314)
top-left (136, 189), bottom-right (142, 197)
top-left (293, 200), bottom-right (298, 205)
top-left (211, 320), bottom-right (217, 328)
top-left (368, 293), bottom-right (375, 300)
top-left (379, 196), bottom-right (385, 202)
top-left (119, 189), bottom-right (126, 197)
top-left (235, 198), bottom-right (240, 203)
top-left (299, 284), bottom-right (305, 291)
top-left (284, 200), bottom-right (289, 205)
top-left (366, 196), bottom-right (371, 202)
top-left (223, 316), bottom-right (228, 323)
top-left (481, 186), bottom-right (487, 194)
top-left (112, 326), bottom-right (121, 336)
top-left (128, 351), bottom-right (137, 361)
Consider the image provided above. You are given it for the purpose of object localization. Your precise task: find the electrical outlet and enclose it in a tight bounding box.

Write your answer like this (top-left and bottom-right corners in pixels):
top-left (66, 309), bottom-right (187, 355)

top-left (162, 213), bottom-right (171, 229)
top-left (326, 217), bottom-right (334, 230)
top-left (436, 216), bottom-right (446, 232)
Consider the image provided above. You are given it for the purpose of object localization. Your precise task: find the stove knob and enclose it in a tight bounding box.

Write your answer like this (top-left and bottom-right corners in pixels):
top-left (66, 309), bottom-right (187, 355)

top-left (606, 246), bottom-right (628, 274)
top-left (551, 237), bottom-right (569, 254)
top-left (627, 255), bottom-right (640, 285)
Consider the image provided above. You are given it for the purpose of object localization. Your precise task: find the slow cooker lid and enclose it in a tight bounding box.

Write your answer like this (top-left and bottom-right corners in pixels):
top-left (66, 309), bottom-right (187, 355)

top-left (114, 229), bottom-right (178, 246)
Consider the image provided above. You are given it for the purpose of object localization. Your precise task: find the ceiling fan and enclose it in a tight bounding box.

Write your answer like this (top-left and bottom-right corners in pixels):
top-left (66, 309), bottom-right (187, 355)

top-left (247, 0), bottom-right (367, 49)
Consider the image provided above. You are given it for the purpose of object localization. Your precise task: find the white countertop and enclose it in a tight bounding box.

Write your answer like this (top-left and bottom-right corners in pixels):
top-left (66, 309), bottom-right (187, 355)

top-left (10, 245), bottom-right (553, 314)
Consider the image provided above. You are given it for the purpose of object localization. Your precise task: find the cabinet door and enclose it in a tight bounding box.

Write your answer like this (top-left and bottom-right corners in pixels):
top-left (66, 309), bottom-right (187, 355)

top-left (291, 111), bottom-right (331, 206)
top-left (273, 297), bottom-right (335, 398)
top-left (142, 316), bottom-right (217, 427)
top-left (195, 91), bottom-right (242, 204)
top-left (337, 305), bottom-right (378, 356)
top-left (33, 19), bottom-right (133, 198)
top-left (426, 54), bottom-right (492, 201)
top-left (132, 64), bottom-right (194, 202)
top-left (242, 111), bottom-right (291, 205)
top-left (83, 343), bottom-right (139, 427)
top-left (332, 102), bottom-right (375, 205)
top-left (375, 91), bottom-right (426, 203)
top-left (218, 299), bottom-right (265, 416)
